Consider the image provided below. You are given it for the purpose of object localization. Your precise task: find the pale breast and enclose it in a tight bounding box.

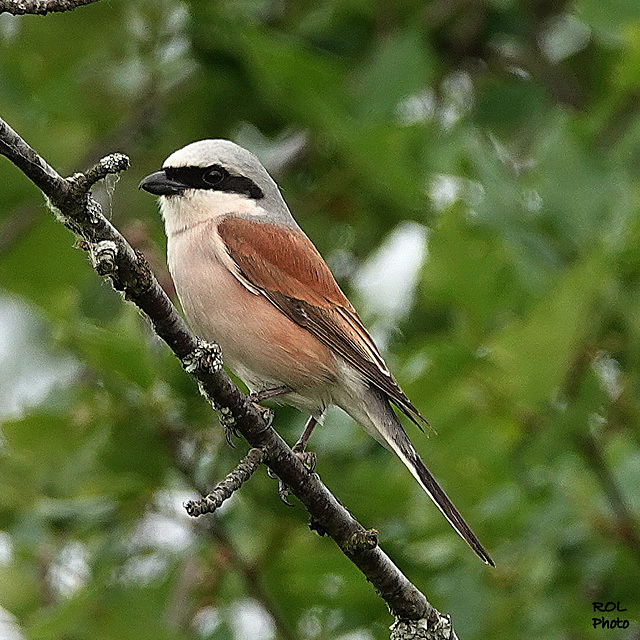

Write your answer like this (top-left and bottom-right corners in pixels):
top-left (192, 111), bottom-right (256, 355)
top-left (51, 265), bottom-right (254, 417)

top-left (166, 220), bottom-right (337, 400)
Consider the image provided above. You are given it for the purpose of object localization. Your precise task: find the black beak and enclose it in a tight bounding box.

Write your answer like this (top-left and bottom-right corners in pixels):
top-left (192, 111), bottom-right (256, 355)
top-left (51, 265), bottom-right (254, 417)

top-left (139, 170), bottom-right (184, 196)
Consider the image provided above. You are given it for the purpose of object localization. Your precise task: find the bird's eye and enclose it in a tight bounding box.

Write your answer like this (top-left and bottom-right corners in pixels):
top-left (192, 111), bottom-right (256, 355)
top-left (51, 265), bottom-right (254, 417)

top-left (202, 167), bottom-right (225, 186)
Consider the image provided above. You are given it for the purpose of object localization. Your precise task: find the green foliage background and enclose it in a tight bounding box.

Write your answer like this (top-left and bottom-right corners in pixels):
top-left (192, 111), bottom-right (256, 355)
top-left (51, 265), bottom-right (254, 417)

top-left (1, 1), bottom-right (639, 638)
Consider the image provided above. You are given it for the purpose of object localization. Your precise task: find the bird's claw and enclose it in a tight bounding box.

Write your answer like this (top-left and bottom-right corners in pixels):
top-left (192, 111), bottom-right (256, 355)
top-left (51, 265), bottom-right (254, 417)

top-left (218, 406), bottom-right (240, 448)
top-left (224, 425), bottom-right (240, 448)
top-left (292, 446), bottom-right (317, 473)
top-left (278, 479), bottom-right (293, 506)
top-left (272, 446), bottom-right (316, 505)
top-left (258, 406), bottom-right (274, 428)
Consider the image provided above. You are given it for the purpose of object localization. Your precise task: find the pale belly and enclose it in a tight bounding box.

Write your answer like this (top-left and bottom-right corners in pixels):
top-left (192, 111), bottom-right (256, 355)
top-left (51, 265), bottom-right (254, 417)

top-left (167, 226), bottom-right (336, 414)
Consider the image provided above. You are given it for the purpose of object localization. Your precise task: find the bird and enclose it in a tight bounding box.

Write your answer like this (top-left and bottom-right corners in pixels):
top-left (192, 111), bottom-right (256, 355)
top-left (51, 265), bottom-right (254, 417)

top-left (139, 139), bottom-right (494, 566)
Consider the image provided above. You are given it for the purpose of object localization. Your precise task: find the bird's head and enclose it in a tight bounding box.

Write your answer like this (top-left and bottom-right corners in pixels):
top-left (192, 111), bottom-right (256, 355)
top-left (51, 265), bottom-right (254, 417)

top-left (140, 139), bottom-right (294, 234)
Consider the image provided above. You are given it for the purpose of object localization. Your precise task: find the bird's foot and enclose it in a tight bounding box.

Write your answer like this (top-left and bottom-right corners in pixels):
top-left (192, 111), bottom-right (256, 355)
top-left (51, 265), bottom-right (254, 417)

top-left (273, 443), bottom-right (317, 505)
top-left (218, 407), bottom-right (240, 448)
top-left (255, 405), bottom-right (274, 429)
top-left (292, 442), bottom-right (317, 473)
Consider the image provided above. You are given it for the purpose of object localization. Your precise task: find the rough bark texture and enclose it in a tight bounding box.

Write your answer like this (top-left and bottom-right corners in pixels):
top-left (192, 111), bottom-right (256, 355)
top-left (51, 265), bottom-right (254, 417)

top-left (0, 0), bottom-right (102, 15)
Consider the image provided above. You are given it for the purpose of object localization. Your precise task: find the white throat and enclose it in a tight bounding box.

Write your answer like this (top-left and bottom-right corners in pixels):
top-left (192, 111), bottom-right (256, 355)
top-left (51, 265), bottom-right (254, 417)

top-left (160, 190), bottom-right (267, 237)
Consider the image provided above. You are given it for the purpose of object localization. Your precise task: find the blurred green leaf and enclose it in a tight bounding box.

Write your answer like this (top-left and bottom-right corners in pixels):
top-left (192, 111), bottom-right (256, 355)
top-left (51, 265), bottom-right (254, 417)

top-left (488, 251), bottom-right (605, 408)
top-left (356, 28), bottom-right (436, 121)
top-left (0, 217), bottom-right (89, 313)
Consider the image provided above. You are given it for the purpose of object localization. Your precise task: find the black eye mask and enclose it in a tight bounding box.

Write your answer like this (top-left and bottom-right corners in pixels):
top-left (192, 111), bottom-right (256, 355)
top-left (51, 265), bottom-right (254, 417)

top-left (164, 165), bottom-right (264, 199)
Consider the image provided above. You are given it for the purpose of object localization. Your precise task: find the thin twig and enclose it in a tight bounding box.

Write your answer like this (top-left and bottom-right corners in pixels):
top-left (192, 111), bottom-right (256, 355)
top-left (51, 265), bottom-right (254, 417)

top-left (0, 114), bottom-right (457, 636)
top-left (185, 447), bottom-right (266, 516)
top-left (0, 0), bottom-right (102, 15)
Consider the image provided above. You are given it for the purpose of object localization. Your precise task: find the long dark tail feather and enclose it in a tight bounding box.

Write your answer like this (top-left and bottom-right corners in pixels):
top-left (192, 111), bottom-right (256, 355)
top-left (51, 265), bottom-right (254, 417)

top-left (378, 402), bottom-right (494, 566)
top-left (338, 386), bottom-right (494, 565)
top-left (404, 445), bottom-right (495, 566)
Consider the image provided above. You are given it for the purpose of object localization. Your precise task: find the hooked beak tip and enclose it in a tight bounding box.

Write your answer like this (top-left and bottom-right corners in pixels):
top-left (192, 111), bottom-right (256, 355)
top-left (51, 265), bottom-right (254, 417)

top-left (139, 170), bottom-right (184, 196)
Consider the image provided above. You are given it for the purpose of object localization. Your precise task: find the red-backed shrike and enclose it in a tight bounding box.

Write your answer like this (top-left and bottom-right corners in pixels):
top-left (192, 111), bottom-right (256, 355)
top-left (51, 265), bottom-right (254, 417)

top-left (140, 140), bottom-right (493, 566)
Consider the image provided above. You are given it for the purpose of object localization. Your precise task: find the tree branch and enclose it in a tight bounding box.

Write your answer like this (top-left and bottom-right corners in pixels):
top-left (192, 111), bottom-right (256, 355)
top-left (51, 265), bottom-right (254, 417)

top-left (0, 0), bottom-right (102, 15)
top-left (0, 114), bottom-right (457, 637)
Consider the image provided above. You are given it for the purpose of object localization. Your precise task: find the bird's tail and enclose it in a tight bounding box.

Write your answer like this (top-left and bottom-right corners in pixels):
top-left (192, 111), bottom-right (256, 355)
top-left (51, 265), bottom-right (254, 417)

top-left (339, 387), bottom-right (494, 566)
